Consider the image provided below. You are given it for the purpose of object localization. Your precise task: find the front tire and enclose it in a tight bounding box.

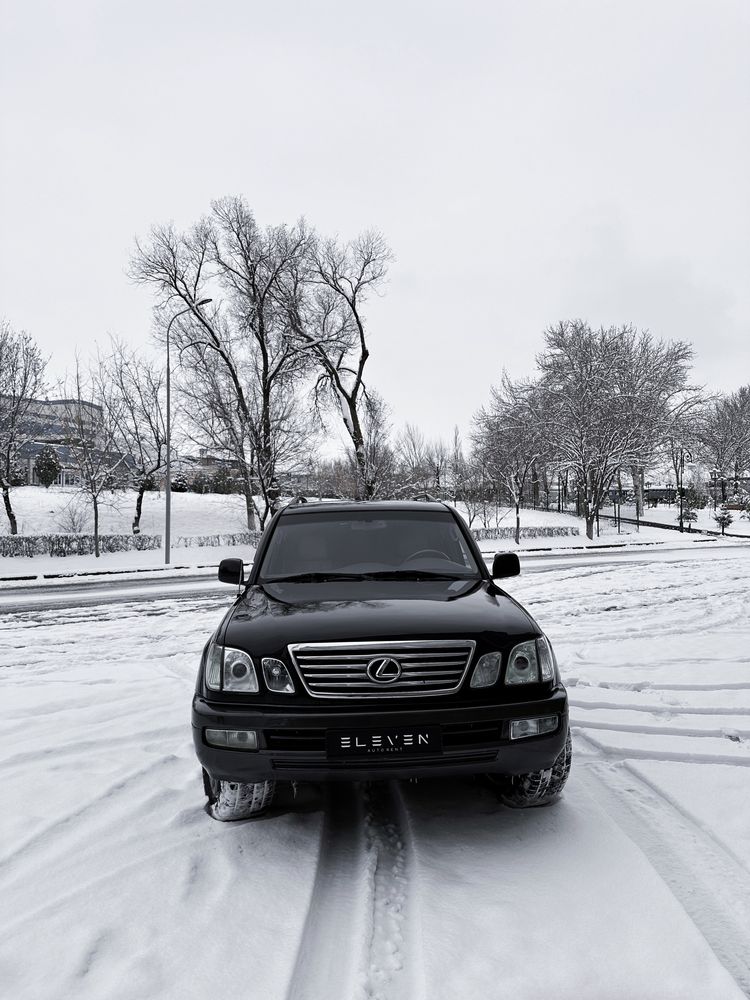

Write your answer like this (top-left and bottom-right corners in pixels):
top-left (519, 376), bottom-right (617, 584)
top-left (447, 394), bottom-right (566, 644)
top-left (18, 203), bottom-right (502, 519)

top-left (203, 769), bottom-right (275, 821)
top-left (491, 728), bottom-right (572, 808)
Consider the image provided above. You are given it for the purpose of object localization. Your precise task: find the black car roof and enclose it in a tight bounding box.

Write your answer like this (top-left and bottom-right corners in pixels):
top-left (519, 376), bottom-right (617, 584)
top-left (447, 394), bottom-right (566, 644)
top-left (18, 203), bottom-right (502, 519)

top-left (280, 500), bottom-right (449, 515)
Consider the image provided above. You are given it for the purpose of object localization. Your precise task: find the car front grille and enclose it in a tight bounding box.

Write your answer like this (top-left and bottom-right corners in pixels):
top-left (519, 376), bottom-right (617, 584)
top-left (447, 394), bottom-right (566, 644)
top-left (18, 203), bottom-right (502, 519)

top-left (287, 640), bottom-right (476, 699)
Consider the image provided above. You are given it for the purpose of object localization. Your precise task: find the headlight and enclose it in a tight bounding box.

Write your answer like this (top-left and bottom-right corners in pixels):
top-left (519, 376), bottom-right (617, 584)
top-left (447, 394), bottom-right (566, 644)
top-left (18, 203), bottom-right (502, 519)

top-left (470, 651), bottom-right (502, 688)
top-left (204, 642), bottom-right (259, 693)
top-left (536, 635), bottom-right (556, 682)
top-left (262, 657), bottom-right (295, 694)
top-left (224, 648), bottom-right (259, 692)
top-left (505, 638), bottom-right (556, 685)
top-left (505, 640), bottom-right (539, 684)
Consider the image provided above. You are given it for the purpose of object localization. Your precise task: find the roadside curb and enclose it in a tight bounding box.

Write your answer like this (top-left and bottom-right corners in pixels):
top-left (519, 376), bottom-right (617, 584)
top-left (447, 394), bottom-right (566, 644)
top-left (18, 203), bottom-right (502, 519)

top-left (0, 563), bottom-right (221, 585)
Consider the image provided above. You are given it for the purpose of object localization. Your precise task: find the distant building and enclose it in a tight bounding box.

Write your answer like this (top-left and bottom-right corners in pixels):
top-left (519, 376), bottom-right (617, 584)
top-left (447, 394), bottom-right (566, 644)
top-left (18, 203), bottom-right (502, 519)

top-left (11, 396), bottom-right (129, 487)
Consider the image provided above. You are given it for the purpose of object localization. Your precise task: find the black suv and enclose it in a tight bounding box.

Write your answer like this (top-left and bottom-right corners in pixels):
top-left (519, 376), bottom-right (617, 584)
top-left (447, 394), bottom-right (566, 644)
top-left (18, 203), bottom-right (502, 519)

top-left (192, 500), bottom-right (570, 820)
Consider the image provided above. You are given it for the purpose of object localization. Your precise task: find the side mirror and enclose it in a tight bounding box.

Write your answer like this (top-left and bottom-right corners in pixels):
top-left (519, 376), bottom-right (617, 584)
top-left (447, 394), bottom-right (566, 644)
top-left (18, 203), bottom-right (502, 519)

top-left (491, 552), bottom-right (520, 579)
top-left (218, 558), bottom-right (244, 586)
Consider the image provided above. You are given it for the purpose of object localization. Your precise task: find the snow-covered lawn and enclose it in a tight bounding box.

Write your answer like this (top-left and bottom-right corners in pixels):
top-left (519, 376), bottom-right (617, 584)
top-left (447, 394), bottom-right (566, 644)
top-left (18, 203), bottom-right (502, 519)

top-left (1, 551), bottom-right (749, 998)
top-left (620, 502), bottom-right (750, 536)
top-left (3, 486), bottom-right (254, 538)
top-left (2, 489), bottom-right (727, 583)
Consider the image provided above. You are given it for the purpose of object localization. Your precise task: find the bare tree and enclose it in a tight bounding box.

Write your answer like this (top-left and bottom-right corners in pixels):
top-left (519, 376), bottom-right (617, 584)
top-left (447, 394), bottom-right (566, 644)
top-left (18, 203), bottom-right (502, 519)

top-left (456, 453), bottom-right (486, 527)
top-left (447, 426), bottom-right (466, 504)
top-left (179, 354), bottom-right (316, 525)
top-left (286, 230), bottom-right (392, 499)
top-left (131, 197), bottom-right (314, 528)
top-left (396, 423), bottom-right (429, 493)
top-left (0, 321), bottom-right (46, 534)
top-left (357, 391), bottom-right (400, 499)
top-left (97, 339), bottom-right (167, 534)
top-left (65, 361), bottom-right (130, 556)
top-left (473, 376), bottom-right (548, 543)
top-left (425, 438), bottom-right (450, 496)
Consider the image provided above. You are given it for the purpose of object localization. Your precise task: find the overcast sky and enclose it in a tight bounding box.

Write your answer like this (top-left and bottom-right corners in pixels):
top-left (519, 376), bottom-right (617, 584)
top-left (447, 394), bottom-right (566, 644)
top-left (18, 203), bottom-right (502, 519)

top-left (2, 0), bottom-right (748, 450)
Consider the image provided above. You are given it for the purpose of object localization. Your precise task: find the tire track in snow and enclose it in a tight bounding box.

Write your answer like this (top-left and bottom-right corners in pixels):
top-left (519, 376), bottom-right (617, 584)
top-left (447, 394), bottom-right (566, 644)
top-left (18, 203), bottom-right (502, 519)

top-left (359, 781), bottom-right (420, 1000)
top-left (577, 758), bottom-right (750, 997)
top-left (570, 698), bottom-right (750, 716)
top-left (285, 781), bottom-right (422, 1000)
top-left (572, 726), bottom-right (750, 767)
top-left (571, 715), bottom-right (750, 740)
top-left (577, 680), bottom-right (750, 692)
top-left (285, 783), bottom-right (368, 1000)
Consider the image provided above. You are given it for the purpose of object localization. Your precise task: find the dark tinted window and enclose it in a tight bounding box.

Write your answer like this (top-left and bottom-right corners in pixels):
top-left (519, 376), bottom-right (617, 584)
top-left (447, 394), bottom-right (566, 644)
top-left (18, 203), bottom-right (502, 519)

top-left (259, 509), bottom-right (480, 580)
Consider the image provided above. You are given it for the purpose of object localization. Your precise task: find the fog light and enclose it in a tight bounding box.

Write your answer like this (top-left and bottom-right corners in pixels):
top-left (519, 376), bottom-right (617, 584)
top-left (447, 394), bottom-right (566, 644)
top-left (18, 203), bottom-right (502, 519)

top-left (205, 728), bottom-right (258, 750)
top-left (262, 658), bottom-right (295, 694)
top-left (509, 716), bottom-right (558, 740)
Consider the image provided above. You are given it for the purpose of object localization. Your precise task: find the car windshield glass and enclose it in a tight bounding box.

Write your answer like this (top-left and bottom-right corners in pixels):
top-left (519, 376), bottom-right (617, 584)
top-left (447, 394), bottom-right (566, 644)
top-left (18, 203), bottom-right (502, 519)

top-left (258, 509), bottom-right (482, 582)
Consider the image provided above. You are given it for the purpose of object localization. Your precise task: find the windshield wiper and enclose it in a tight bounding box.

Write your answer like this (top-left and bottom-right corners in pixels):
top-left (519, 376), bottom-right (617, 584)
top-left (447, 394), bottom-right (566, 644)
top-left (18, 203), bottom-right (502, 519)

top-left (262, 570), bottom-right (479, 584)
top-left (262, 572), bottom-right (367, 583)
top-left (364, 570), bottom-right (478, 581)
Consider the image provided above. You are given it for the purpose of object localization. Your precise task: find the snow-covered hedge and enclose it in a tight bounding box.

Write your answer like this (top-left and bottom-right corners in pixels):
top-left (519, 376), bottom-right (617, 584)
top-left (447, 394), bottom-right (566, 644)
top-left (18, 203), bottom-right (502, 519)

top-left (471, 526), bottom-right (579, 541)
top-left (175, 531), bottom-right (263, 548)
top-left (0, 534), bottom-right (163, 558)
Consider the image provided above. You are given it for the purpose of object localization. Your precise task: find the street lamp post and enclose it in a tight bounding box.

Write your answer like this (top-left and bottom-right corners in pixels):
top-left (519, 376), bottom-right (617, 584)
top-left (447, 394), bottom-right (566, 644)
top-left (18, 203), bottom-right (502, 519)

top-left (164, 299), bottom-right (212, 564)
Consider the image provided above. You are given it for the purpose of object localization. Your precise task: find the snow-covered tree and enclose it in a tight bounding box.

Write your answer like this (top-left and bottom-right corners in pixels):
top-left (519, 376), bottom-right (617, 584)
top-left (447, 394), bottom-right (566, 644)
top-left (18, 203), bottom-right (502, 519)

top-left (680, 506), bottom-right (698, 531)
top-left (34, 445), bottom-right (61, 488)
top-left (714, 503), bottom-right (733, 535)
top-left (532, 320), bottom-right (694, 540)
top-left (698, 388), bottom-right (750, 501)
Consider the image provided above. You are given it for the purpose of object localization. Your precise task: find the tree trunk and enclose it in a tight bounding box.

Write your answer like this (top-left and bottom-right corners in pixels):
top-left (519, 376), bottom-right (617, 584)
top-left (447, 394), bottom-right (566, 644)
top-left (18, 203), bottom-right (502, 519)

top-left (1, 482), bottom-right (18, 535)
top-left (585, 512), bottom-right (596, 540)
top-left (631, 465), bottom-right (644, 516)
top-left (243, 484), bottom-right (257, 532)
top-left (132, 483), bottom-right (146, 534)
top-left (93, 498), bottom-right (100, 557)
top-left (541, 466), bottom-right (550, 509)
top-left (515, 501), bottom-right (521, 545)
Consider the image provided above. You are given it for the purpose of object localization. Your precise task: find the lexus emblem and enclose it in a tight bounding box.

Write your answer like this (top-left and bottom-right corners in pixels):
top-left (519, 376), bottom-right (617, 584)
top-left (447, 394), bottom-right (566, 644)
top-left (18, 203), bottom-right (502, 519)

top-left (366, 657), bottom-right (403, 684)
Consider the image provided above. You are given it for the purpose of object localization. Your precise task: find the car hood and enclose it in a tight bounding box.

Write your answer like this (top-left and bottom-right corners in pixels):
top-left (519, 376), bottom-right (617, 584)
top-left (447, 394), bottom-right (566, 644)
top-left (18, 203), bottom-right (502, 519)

top-left (223, 579), bottom-right (537, 657)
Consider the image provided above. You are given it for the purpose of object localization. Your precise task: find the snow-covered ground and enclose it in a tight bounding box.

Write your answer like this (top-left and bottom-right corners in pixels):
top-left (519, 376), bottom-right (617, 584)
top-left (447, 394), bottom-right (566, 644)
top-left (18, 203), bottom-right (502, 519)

top-left (3, 486), bottom-right (254, 538)
top-left (619, 502), bottom-right (750, 536)
top-left (1, 548), bottom-right (749, 998)
top-left (2, 488), bottom-right (733, 582)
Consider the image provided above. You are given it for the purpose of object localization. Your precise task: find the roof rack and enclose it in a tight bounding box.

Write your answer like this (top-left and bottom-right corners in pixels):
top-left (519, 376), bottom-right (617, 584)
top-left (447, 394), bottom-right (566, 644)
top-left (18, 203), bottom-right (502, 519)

top-left (286, 494), bottom-right (309, 507)
top-left (411, 492), bottom-right (441, 503)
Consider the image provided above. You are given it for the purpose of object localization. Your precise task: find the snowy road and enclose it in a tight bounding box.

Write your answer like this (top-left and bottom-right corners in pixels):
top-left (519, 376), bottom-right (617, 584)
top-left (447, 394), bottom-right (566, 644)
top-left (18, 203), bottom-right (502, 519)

top-left (2, 550), bottom-right (750, 998)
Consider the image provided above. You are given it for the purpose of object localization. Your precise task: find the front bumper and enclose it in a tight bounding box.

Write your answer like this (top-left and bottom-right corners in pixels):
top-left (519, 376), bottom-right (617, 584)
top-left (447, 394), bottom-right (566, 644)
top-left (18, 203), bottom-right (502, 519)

top-left (192, 688), bottom-right (569, 783)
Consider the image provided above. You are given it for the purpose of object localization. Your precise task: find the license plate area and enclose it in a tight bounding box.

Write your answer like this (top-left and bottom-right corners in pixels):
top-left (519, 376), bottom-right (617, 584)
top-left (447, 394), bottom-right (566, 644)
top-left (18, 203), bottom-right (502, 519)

top-left (326, 725), bottom-right (442, 758)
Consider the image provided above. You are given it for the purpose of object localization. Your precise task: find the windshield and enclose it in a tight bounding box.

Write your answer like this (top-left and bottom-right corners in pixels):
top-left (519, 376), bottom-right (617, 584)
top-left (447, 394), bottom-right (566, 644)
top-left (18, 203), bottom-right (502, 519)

top-left (258, 509), bottom-right (482, 582)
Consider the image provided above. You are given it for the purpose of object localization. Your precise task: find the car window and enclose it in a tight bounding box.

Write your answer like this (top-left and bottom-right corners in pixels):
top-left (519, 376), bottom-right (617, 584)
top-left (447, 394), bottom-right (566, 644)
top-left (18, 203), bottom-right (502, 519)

top-left (258, 509), bottom-right (481, 580)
